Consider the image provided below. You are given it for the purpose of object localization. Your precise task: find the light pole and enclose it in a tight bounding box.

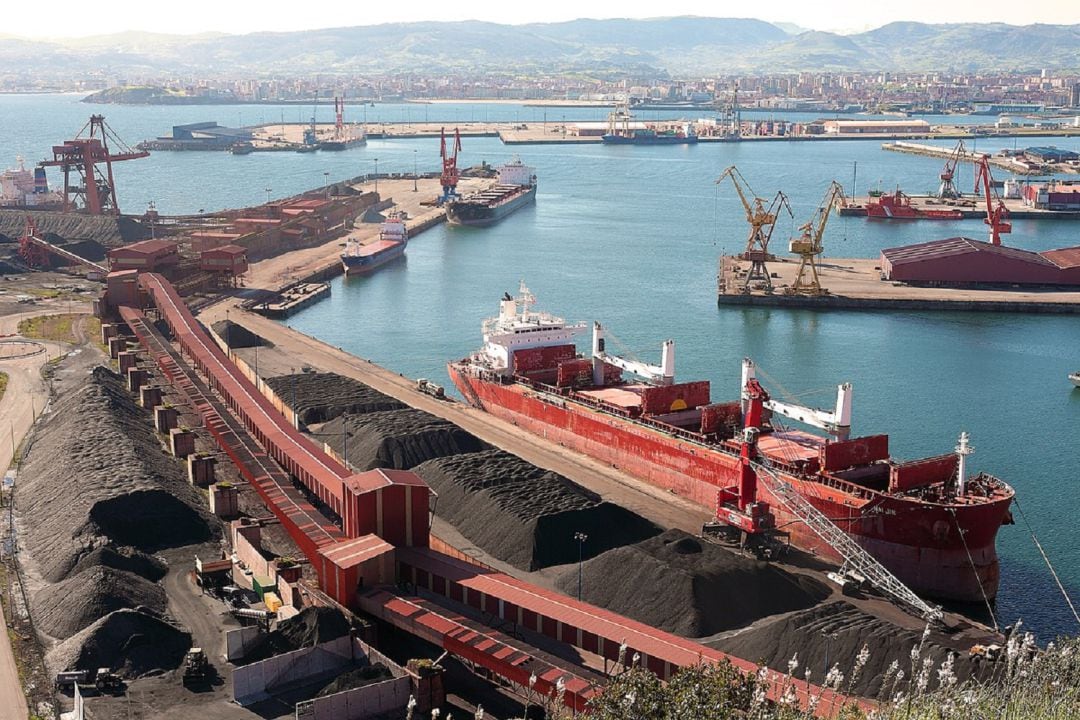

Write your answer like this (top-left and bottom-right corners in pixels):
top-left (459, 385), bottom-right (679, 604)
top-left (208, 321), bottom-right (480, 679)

top-left (374, 158), bottom-right (379, 194)
top-left (323, 172), bottom-right (330, 199)
top-left (413, 149), bottom-right (418, 192)
top-left (265, 187), bottom-right (271, 205)
top-left (573, 532), bottom-right (588, 600)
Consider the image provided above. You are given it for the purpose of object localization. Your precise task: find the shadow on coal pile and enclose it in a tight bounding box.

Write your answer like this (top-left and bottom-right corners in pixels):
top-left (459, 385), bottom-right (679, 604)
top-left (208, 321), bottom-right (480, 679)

top-left (89, 489), bottom-right (212, 549)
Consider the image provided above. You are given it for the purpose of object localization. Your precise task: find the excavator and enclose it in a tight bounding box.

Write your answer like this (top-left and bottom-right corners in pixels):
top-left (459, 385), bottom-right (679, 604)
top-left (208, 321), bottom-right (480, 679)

top-left (787, 181), bottom-right (845, 296)
top-left (716, 166), bottom-right (793, 292)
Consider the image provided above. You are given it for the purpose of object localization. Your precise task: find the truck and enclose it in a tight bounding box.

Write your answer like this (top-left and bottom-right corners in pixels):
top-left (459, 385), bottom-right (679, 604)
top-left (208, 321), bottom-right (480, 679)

top-left (416, 378), bottom-right (445, 399)
top-left (94, 668), bottom-right (122, 692)
top-left (54, 670), bottom-right (88, 691)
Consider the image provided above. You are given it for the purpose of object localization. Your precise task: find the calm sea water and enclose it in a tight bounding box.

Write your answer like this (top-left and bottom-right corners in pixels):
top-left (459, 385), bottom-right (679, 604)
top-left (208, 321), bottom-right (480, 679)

top-left (3, 94), bottom-right (1079, 639)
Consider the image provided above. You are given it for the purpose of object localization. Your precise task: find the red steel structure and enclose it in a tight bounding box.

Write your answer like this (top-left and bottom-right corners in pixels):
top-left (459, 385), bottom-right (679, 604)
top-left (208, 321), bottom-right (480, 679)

top-left (438, 127), bottom-right (462, 204)
top-left (39, 115), bottom-right (149, 215)
top-left (975, 155), bottom-right (1012, 246)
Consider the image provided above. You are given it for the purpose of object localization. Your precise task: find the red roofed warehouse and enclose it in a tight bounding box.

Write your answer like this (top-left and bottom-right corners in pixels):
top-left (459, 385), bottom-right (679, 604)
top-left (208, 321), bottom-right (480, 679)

top-left (880, 237), bottom-right (1080, 286)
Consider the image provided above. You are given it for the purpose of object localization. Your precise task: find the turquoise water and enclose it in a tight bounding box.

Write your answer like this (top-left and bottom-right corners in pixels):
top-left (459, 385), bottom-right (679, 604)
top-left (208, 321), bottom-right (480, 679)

top-left (4, 94), bottom-right (1079, 639)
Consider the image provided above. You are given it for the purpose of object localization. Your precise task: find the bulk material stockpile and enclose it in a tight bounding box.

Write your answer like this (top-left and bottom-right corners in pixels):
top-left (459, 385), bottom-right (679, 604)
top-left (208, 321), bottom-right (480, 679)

top-left (15, 366), bottom-right (214, 674)
top-left (413, 449), bottom-right (660, 570)
top-left (554, 529), bottom-right (830, 638)
top-left (264, 371), bottom-right (405, 426)
top-left (321, 408), bottom-right (489, 471)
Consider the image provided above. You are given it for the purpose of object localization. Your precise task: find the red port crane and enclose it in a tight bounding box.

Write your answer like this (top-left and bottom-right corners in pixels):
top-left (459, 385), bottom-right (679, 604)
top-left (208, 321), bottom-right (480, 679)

top-left (39, 115), bottom-right (149, 215)
top-left (937, 138), bottom-right (966, 199)
top-left (438, 127), bottom-right (462, 205)
top-left (974, 154), bottom-right (1011, 246)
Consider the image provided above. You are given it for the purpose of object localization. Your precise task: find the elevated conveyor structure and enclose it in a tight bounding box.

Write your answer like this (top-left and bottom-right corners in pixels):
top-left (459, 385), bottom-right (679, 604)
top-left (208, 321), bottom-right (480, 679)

top-left (108, 272), bottom-right (863, 718)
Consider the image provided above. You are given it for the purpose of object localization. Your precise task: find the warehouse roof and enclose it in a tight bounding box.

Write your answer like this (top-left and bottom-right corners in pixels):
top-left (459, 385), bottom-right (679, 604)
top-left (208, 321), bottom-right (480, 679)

top-left (1040, 246), bottom-right (1080, 269)
top-left (881, 237), bottom-right (1057, 267)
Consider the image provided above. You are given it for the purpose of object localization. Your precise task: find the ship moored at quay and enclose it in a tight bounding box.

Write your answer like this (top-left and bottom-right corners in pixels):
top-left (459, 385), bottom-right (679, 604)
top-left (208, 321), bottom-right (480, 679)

top-left (448, 284), bottom-right (1016, 605)
top-left (340, 213), bottom-right (408, 276)
top-left (445, 158), bottom-right (537, 227)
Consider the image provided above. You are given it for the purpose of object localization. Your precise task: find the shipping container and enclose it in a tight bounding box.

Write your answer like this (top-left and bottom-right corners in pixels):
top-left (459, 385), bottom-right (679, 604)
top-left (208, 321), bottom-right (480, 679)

top-left (252, 575), bottom-right (276, 600)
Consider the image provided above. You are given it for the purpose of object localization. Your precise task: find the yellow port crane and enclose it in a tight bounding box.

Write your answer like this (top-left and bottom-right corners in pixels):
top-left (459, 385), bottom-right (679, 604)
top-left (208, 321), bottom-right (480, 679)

top-left (716, 166), bottom-right (792, 292)
top-left (787, 181), bottom-right (846, 297)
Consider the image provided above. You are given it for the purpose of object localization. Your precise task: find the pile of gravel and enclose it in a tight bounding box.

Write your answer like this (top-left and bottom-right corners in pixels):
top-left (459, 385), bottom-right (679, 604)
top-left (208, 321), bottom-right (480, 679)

top-left (711, 601), bottom-right (988, 698)
top-left (555, 530), bottom-right (830, 638)
top-left (316, 663), bottom-right (393, 697)
top-left (321, 408), bottom-right (489, 471)
top-left (413, 450), bottom-right (660, 570)
top-left (47, 609), bottom-right (191, 678)
top-left (264, 372), bottom-right (404, 425)
top-left (17, 366), bottom-right (214, 583)
top-left (69, 546), bottom-right (167, 582)
top-left (212, 319), bottom-right (272, 349)
top-left (34, 566), bottom-right (167, 640)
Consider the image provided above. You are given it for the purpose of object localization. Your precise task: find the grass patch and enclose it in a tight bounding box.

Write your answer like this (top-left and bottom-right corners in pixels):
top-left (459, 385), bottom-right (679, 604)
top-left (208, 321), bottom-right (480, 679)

top-left (17, 313), bottom-right (78, 344)
top-left (0, 372), bottom-right (7, 404)
top-left (23, 287), bottom-right (62, 299)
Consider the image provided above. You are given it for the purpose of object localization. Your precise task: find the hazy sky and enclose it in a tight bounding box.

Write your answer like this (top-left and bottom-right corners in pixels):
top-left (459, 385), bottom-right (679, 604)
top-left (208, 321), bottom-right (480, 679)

top-left (5, 0), bottom-right (1078, 38)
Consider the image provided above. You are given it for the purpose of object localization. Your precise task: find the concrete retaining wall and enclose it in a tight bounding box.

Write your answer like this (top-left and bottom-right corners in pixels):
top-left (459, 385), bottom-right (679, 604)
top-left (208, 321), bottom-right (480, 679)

top-left (234, 635), bottom-right (354, 705)
top-left (299, 676), bottom-right (412, 720)
top-left (226, 625), bottom-right (264, 662)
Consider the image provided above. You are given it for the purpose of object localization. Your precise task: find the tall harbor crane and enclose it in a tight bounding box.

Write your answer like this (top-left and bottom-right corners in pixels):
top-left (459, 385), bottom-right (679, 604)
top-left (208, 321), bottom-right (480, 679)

top-left (716, 166), bottom-right (792, 291)
top-left (39, 115), bottom-right (149, 215)
top-left (788, 181), bottom-right (845, 296)
top-left (437, 127), bottom-right (462, 205)
top-left (975, 155), bottom-right (1011, 246)
top-left (937, 139), bottom-right (966, 199)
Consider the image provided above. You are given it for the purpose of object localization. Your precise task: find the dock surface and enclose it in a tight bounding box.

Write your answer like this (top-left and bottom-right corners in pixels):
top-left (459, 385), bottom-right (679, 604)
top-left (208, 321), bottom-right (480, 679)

top-left (718, 256), bottom-right (1080, 313)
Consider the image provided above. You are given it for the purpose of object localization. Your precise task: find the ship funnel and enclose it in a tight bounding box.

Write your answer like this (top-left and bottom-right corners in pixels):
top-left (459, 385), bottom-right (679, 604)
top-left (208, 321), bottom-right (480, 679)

top-left (500, 296), bottom-right (517, 322)
top-left (834, 383), bottom-right (853, 441)
top-left (660, 339), bottom-right (675, 384)
top-left (592, 322), bottom-right (606, 386)
top-left (955, 431), bottom-right (974, 496)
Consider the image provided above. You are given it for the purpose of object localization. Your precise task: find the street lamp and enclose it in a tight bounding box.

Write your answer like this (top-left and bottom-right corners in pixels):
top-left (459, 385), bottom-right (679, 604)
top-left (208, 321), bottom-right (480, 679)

top-left (323, 171), bottom-right (330, 199)
top-left (413, 149), bottom-right (418, 192)
top-left (374, 157), bottom-right (379, 194)
top-left (573, 532), bottom-right (588, 600)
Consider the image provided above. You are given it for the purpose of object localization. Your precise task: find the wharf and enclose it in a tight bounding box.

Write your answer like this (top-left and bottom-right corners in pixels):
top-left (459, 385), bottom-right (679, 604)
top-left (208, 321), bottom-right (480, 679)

top-left (247, 281), bottom-right (330, 318)
top-left (839, 195), bottom-right (1080, 220)
top-left (882, 141), bottom-right (1080, 175)
top-left (718, 256), bottom-right (1080, 314)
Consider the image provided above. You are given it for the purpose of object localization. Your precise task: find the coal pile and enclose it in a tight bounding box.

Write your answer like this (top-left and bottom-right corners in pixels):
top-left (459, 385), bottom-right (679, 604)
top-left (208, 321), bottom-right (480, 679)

top-left (69, 546), bottom-right (167, 582)
top-left (555, 530), bottom-right (829, 638)
top-left (212, 319), bottom-right (272, 349)
top-left (711, 601), bottom-right (986, 698)
top-left (237, 607), bottom-right (353, 664)
top-left (48, 609), bottom-right (191, 678)
top-left (17, 366), bottom-right (215, 583)
top-left (414, 450), bottom-right (660, 570)
top-left (265, 372), bottom-right (404, 425)
top-left (322, 408), bottom-right (489, 471)
top-left (316, 663), bottom-right (393, 697)
top-left (34, 566), bottom-right (167, 639)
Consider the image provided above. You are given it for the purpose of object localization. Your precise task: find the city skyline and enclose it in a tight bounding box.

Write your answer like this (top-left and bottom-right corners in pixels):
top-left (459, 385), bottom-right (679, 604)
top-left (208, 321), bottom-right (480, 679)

top-left (3, 3), bottom-right (1079, 40)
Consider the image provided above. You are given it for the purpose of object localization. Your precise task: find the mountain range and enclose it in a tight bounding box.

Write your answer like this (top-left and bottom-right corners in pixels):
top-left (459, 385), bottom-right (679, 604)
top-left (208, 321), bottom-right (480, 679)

top-left (3, 17), bottom-right (1079, 77)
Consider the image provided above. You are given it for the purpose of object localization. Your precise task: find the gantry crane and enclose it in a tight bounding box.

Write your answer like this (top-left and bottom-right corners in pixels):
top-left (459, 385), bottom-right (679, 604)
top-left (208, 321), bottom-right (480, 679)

top-left (716, 166), bottom-right (793, 291)
top-left (788, 181), bottom-right (845, 296)
top-left (38, 115), bottom-right (149, 215)
top-left (937, 138), bottom-right (966, 200)
top-left (437, 127), bottom-right (463, 205)
top-left (974, 155), bottom-right (1011, 246)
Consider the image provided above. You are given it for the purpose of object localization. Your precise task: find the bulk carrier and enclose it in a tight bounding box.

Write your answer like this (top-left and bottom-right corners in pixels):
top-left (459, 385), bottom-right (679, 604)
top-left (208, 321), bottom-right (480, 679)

top-left (445, 158), bottom-right (536, 227)
top-left (449, 284), bottom-right (1015, 605)
top-left (340, 214), bottom-right (407, 276)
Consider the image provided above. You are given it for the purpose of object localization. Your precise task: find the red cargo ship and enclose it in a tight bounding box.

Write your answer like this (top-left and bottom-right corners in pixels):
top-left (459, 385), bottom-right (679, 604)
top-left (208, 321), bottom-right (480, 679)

top-left (449, 284), bottom-right (1015, 604)
top-left (864, 189), bottom-right (964, 219)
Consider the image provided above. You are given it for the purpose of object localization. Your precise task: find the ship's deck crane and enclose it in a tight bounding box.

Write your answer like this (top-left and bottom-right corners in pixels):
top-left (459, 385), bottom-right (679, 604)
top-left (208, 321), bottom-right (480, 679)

top-left (716, 166), bottom-right (793, 291)
top-left (975, 154), bottom-right (1011, 246)
top-left (590, 322), bottom-right (674, 386)
top-left (937, 138), bottom-right (966, 199)
top-left (334, 95), bottom-right (345, 138)
top-left (438, 127), bottom-right (463, 205)
top-left (38, 115), bottom-right (149, 215)
top-left (787, 181), bottom-right (845, 297)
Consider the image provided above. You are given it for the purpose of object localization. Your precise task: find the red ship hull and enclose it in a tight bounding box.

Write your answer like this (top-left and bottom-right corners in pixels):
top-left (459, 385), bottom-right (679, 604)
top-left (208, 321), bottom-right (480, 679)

top-left (864, 193), bottom-right (964, 220)
top-left (448, 366), bottom-right (1011, 604)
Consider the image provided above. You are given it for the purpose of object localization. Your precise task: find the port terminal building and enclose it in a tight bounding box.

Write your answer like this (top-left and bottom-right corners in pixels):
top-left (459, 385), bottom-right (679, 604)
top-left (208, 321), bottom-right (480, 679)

top-left (880, 237), bottom-right (1080, 286)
